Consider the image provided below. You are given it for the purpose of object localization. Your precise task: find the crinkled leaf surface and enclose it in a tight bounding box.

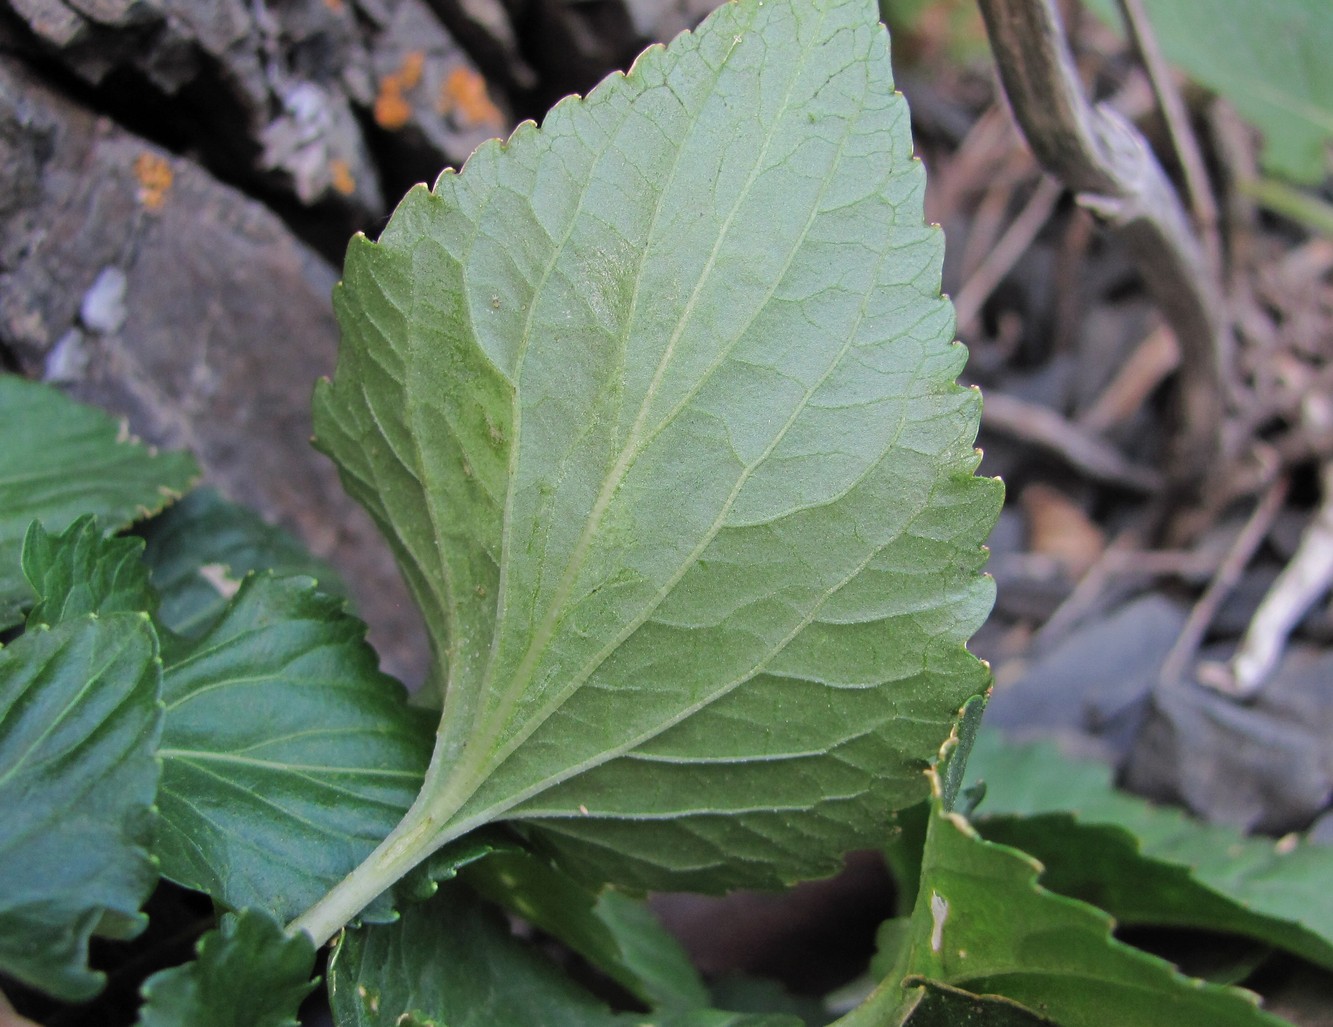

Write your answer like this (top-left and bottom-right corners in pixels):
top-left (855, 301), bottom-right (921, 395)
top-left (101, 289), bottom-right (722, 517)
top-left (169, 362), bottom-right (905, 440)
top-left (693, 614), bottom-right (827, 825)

top-left (312, 0), bottom-right (998, 898)
top-left (1082, 0), bottom-right (1333, 183)
top-left (23, 517), bottom-right (156, 628)
top-left (0, 614), bottom-right (161, 1001)
top-left (154, 574), bottom-right (431, 920)
top-left (0, 375), bottom-right (197, 628)
top-left (327, 885), bottom-right (799, 1027)
top-left (139, 488), bottom-right (347, 640)
top-left (839, 764), bottom-right (1290, 1027)
top-left (136, 908), bottom-right (316, 1027)
top-left (966, 730), bottom-right (1333, 971)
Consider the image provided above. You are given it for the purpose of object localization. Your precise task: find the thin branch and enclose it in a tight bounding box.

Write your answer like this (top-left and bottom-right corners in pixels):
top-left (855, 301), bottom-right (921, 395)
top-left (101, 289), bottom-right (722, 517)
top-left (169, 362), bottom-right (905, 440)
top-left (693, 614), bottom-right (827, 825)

top-left (1159, 472), bottom-right (1289, 687)
top-left (976, 0), bottom-right (1233, 493)
top-left (954, 175), bottom-right (1064, 333)
top-left (982, 391), bottom-right (1164, 493)
top-left (1116, 0), bottom-right (1222, 276)
top-left (1205, 462), bottom-right (1333, 698)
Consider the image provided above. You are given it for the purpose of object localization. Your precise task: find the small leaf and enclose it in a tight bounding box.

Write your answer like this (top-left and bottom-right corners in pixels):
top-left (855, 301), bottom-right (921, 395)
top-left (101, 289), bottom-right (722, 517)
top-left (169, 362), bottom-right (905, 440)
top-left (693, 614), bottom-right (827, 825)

top-left (310, 0), bottom-right (998, 924)
top-left (840, 768), bottom-right (1292, 1026)
top-left (153, 574), bottom-right (431, 921)
top-left (0, 614), bottom-right (162, 1001)
top-left (593, 890), bottom-right (713, 1010)
top-left (22, 516), bottom-right (156, 627)
top-left (136, 908), bottom-right (316, 1027)
top-left (139, 488), bottom-right (348, 640)
top-left (0, 375), bottom-right (197, 628)
top-left (966, 731), bottom-right (1333, 972)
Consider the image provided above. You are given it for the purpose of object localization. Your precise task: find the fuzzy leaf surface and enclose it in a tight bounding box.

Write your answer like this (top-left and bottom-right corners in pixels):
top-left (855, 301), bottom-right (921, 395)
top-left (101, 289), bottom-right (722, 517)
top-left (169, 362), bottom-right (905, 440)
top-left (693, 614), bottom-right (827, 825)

top-left (1083, 0), bottom-right (1332, 183)
top-left (0, 614), bottom-right (161, 1001)
top-left (0, 375), bottom-right (197, 628)
top-left (966, 731), bottom-right (1333, 971)
top-left (136, 908), bottom-right (316, 1027)
top-left (154, 575), bottom-right (431, 920)
top-left (313, 0), bottom-right (998, 893)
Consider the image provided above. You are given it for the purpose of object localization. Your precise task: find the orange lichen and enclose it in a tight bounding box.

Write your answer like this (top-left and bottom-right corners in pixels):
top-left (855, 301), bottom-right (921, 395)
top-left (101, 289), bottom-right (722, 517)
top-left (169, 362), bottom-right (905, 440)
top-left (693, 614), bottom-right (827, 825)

top-left (133, 152), bottom-right (174, 211)
top-left (436, 65), bottom-right (503, 129)
top-left (373, 51), bottom-right (427, 131)
top-left (322, 0), bottom-right (343, 10)
top-left (399, 51), bottom-right (425, 90)
top-left (329, 158), bottom-right (356, 196)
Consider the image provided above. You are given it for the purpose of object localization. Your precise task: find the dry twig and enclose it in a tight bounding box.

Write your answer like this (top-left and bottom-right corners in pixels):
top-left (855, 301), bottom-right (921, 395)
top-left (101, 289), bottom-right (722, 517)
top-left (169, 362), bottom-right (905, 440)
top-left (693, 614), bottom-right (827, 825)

top-left (976, 0), bottom-right (1234, 493)
top-left (1159, 471), bottom-right (1288, 687)
top-left (1202, 462), bottom-right (1333, 698)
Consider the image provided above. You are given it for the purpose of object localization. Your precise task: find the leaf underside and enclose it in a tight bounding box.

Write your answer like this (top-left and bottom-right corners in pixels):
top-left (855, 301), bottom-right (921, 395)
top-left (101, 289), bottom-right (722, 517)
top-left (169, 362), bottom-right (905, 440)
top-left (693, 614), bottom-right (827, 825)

top-left (314, 0), bottom-right (999, 892)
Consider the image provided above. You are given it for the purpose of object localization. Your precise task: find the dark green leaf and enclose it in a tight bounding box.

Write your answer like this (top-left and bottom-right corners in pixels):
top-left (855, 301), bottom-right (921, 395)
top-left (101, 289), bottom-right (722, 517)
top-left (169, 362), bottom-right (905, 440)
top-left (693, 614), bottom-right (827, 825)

top-left (966, 731), bottom-right (1333, 972)
top-left (22, 516), bottom-right (156, 627)
top-left (137, 907), bottom-right (316, 1027)
top-left (153, 574), bottom-right (431, 921)
top-left (0, 375), bottom-right (197, 628)
top-left (327, 885), bottom-right (630, 1027)
top-left (839, 771), bottom-right (1291, 1027)
top-left (309, 0), bottom-right (998, 925)
top-left (139, 488), bottom-right (347, 640)
top-left (0, 614), bottom-right (161, 1001)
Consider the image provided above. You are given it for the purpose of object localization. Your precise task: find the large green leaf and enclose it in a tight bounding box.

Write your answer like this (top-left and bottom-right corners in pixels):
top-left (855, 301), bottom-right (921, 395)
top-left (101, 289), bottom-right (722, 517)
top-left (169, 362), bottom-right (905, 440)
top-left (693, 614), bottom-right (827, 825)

top-left (0, 614), bottom-right (161, 1001)
top-left (153, 574), bottom-right (431, 921)
top-left (839, 752), bottom-right (1292, 1027)
top-left (0, 375), bottom-right (197, 628)
top-left (1082, 0), bottom-right (1333, 184)
top-left (308, 0), bottom-right (998, 931)
top-left (965, 731), bottom-right (1333, 971)
top-left (136, 908), bottom-right (316, 1027)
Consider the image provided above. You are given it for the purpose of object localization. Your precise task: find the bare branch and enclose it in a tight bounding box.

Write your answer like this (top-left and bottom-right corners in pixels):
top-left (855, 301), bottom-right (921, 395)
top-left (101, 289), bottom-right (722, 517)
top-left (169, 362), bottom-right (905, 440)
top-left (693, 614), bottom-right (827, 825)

top-left (976, 0), bottom-right (1234, 492)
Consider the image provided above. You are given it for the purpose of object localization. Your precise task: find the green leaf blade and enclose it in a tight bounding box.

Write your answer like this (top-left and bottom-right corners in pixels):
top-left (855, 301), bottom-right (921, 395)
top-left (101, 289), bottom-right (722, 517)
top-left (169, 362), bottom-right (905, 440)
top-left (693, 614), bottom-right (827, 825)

top-left (154, 575), bottom-right (431, 921)
top-left (22, 517), bottom-right (157, 627)
top-left (314, 0), bottom-right (998, 905)
top-left (0, 614), bottom-right (162, 1001)
top-left (0, 375), bottom-right (198, 628)
top-left (137, 908), bottom-right (316, 1027)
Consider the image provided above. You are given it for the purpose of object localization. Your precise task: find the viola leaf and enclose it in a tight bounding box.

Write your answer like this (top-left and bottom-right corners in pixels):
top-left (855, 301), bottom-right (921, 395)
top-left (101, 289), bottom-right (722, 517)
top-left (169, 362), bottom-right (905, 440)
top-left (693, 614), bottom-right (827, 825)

top-left (22, 516), bottom-right (157, 628)
top-left (965, 731), bottom-right (1333, 972)
top-left (0, 614), bottom-right (161, 1001)
top-left (153, 574), bottom-right (431, 921)
top-left (839, 755), bottom-right (1292, 1027)
top-left (136, 908), bottom-right (316, 1027)
top-left (0, 375), bottom-right (197, 629)
top-left (310, 0), bottom-right (998, 912)
top-left (138, 488), bottom-right (348, 640)
top-left (327, 885), bottom-right (800, 1027)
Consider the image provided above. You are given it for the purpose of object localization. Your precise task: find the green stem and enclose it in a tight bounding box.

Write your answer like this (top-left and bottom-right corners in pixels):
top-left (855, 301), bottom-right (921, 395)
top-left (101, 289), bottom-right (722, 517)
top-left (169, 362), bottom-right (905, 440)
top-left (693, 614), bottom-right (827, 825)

top-left (286, 807), bottom-right (445, 946)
